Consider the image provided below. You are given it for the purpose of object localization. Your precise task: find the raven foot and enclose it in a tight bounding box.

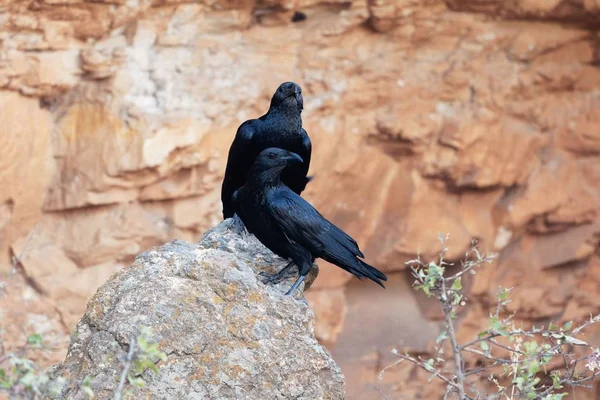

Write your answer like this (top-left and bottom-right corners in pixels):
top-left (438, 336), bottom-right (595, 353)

top-left (259, 262), bottom-right (297, 285)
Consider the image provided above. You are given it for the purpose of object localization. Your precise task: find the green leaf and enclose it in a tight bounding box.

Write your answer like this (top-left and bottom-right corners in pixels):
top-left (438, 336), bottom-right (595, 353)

top-left (562, 321), bottom-right (572, 331)
top-left (480, 341), bottom-right (489, 352)
top-left (489, 318), bottom-right (507, 334)
top-left (139, 326), bottom-right (153, 337)
top-left (451, 278), bottom-right (462, 291)
top-left (541, 351), bottom-right (553, 364)
top-left (423, 359), bottom-right (435, 372)
top-left (81, 375), bottom-right (94, 398)
top-left (452, 293), bottom-right (462, 306)
top-left (436, 331), bottom-right (448, 344)
top-left (497, 288), bottom-right (510, 301)
top-left (128, 376), bottom-right (146, 388)
top-left (498, 328), bottom-right (510, 337)
top-left (549, 322), bottom-right (559, 331)
top-left (137, 337), bottom-right (149, 353)
top-left (513, 376), bottom-right (524, 389)
top-left (19, 371), bottom-right (36, 388)
top-left (147, 343), bottom-right (159, 354)
top-left (528, 361), bottom-right (540, 375)
top-left (147, 363), bottom-right (159, 374)
top-left (422, 285), bottom-right (430, 296)
top-left (0, 370), bottom-right (13, 388)
top-left (523, 341), bottom-right (539, 354)
top-left (27, 333), bottom-right (43, 347)
top-left (82, 385), bottom-right (95, 398)
top-left (563, 336), bottom-right (587, 346)
top-left (551, 372), bottom-right (563, 389)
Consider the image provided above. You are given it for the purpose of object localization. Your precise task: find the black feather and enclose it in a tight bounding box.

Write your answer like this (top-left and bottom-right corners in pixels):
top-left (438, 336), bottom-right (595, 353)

top-left (235, 148), bottom-right (387, 294)
top-left (221, 82), bottom-right (311, 219)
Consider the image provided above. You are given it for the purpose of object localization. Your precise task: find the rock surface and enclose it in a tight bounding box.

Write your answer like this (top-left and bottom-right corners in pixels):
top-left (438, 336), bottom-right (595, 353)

top-left (0, 0), bottom-right (599, 398)
top-left (47, 218), bottom-right (341, 400)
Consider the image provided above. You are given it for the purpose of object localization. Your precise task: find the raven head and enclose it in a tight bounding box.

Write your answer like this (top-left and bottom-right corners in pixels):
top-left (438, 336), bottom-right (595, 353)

top-left (269, 82), bottom-right (303, 111)
top-left (257, 148), bottom-right (303, 171)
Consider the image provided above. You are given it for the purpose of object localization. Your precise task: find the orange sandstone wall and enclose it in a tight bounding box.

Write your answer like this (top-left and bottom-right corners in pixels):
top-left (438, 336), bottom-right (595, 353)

top-left (0, 0), bottom-right (599, 398)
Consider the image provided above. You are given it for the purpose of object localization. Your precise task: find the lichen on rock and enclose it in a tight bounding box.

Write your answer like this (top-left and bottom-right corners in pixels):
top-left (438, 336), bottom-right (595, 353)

top-left (46, 218), bottom-right (341, 399)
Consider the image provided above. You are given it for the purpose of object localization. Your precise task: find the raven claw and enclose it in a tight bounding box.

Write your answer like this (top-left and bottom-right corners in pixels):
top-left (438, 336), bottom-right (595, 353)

top-left (259, 262), bottom-right (297, 285)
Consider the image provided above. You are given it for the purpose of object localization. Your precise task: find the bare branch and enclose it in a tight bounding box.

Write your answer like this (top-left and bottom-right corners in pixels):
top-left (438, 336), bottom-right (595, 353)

top-left (377, 357), bottom-right (405, 400)
top-left (440, 278), bottom-right (467, 400)
top-left (114, 336), bottom-right (136, 400)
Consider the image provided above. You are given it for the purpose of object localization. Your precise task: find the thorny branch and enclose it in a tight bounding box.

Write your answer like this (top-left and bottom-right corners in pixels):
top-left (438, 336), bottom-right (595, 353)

top-left (378, 236), bottom-right (600, 400)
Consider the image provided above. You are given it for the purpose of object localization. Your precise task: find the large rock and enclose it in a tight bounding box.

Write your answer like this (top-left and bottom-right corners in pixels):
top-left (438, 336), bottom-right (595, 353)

top-left (47, 218), bottom-right (342, 399)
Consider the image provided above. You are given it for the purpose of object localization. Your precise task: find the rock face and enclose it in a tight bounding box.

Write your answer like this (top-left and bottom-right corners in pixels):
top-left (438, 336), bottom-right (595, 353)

top-left (1, 0), bottom-right (599, 398)
top-left (48, 218), bottom-right (342, 400)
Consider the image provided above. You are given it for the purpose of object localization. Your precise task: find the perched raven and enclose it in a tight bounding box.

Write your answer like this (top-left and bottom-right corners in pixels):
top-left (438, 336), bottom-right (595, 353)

top-left (221, 82), bottom-right (312, 219)
top-left (234, 148), bottom-right (387, 295)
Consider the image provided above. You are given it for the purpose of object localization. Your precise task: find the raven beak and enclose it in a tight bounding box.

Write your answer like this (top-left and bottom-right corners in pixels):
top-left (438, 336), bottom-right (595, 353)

top-left (285, 86), bottom-right (297, 98)
top-left (294, 86), bottom-right (303, 110)
top-left (283, 152), bottom-right (303, 165)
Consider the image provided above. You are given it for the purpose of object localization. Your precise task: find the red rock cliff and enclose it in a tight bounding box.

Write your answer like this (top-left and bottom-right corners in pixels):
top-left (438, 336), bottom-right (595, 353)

top-left (0, 0), bottom-right (599, 398)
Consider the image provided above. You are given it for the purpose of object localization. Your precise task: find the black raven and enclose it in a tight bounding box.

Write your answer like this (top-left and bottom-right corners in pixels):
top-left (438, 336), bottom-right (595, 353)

top-left (221, 82), bottom-right (312, 219)
top-left (234, 148), bottom-right (387, 295)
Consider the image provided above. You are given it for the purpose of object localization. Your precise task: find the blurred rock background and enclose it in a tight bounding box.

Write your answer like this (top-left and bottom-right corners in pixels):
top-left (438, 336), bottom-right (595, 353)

top-left (0, 0), bottom-right (599, 398)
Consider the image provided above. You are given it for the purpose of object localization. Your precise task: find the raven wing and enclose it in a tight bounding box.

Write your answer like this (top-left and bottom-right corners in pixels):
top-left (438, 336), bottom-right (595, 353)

top-left (281, 128), bottom-right (313, 194)
top-left (267, 191), bottom-right (386, 286)
top-left (298, 128), bottom-right (312, 177)
top-left (297, 128), bottom-right (313, 191)
top-left (267, 191), bottom-right (362, 256)
top-left (221, 121), bottom-right (255, 219)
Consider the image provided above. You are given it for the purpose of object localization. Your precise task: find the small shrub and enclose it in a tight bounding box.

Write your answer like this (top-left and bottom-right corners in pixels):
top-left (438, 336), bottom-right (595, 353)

top-left (0, 327), bottom-right (167, 400)
top-left (379, 235), bottom-right (600, 399)
top-left (0, 333), bottom-right (65, 399)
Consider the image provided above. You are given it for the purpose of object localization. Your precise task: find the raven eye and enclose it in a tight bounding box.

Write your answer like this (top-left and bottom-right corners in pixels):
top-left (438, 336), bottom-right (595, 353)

top-left (268, 153), bottom-right (277, 159)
